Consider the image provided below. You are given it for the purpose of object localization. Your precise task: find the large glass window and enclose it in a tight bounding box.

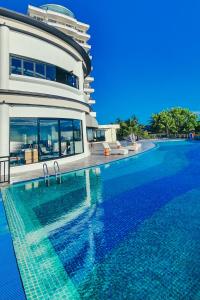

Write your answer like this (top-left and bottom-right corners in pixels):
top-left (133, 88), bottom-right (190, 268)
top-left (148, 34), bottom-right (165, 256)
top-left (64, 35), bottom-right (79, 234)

top-left (35, 62), bottom-right (46, 79)
top-left (11, 57), bottom-right (22, 75)
top-left (39, 120), bottom-right (59, 161)
top-left (96, 130), bottom-right (106, 142)
top-left (60, 120), bottom-right (75, 156)
top-left (87, 128), bottom-right (95, 142)
top-left (10, 118), bottom-right (83, 166)
top-left (10, 55), bottom-right (79, 89)
top-left (87, 128), bottom-right (106, 142)
top-left (46, 64), bottom-right (56, 81)
top-left (10, 118), bottom-right (38, 166)
top-left (67, 74), bottom-right (79, 88)
top-left (23, 60), bottom-right (34, 77)
top-left (73, 120), bottom-right (83, 154)
top-left (56, 67), bottom-right (67, 85)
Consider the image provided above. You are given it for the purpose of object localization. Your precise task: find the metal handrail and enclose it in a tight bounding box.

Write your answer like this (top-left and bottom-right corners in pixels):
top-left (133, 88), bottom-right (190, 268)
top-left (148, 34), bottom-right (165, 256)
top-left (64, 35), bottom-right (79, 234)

top-left (0, 156), bottom-right (10, 184)
top-left (54, 161), bottom-right (62, 184)
top-left (43, 163), bottom-right (50, 186)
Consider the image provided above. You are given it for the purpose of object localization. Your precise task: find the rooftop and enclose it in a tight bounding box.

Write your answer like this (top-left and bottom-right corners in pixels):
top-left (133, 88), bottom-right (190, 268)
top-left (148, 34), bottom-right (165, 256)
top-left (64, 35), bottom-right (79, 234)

top-left (40, 4), bottom-right (75, 18)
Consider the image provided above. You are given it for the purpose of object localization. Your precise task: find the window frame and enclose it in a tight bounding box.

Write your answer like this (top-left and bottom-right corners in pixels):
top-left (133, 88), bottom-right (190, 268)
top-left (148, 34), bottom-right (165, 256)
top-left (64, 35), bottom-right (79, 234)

top-left (10, 54), bottom-right (79, 89)
top-left (9, 117), bottom-right (84, 166)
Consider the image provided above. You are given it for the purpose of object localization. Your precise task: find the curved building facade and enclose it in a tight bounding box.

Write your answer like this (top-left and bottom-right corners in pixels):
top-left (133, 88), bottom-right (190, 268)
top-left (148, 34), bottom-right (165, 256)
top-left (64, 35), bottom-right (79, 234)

top-left (0, 7), bottom-right (95, 174)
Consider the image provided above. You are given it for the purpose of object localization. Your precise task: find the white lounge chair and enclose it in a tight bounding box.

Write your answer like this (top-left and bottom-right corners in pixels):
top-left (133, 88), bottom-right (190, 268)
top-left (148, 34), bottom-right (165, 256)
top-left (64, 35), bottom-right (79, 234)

top-left (109, 140), bottom-right (142, 152)
top-left (108, 142), bottom-right (129, 155)
top-left (126, 142), bottom-right (142, 151)
top-left (91, 142), bottom-right (128, 155)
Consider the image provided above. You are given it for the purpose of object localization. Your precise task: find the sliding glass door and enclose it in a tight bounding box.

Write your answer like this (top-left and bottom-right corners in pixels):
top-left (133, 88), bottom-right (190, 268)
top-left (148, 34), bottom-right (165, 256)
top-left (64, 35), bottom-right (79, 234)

top-left (60, 120), bottom-right (74, 156)
top-left (73, 120), bottom-right (84, 154)
top-left (10, 118), bottom-right (38, 166)
top-left (10, 118), bottom-right (84, 166)
top-left (39, 119), bottom-right (59, 161)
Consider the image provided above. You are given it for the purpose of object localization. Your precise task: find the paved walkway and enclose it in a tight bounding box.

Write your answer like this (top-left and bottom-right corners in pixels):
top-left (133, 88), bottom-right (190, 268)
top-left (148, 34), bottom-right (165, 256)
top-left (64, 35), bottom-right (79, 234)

top-left (10, 141), bottom-right (155, 184)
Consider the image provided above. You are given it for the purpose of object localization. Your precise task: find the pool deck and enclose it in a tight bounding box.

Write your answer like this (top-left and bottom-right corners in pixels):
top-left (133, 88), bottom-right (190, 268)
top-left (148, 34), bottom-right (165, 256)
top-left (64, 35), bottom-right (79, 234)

top-left (10, 141), bottom-right (155, 184)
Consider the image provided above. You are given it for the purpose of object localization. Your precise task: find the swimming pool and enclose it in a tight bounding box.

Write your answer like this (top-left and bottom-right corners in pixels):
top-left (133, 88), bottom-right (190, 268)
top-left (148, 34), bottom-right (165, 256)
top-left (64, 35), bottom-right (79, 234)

top-left (2, 140), bottom-right (200, 299)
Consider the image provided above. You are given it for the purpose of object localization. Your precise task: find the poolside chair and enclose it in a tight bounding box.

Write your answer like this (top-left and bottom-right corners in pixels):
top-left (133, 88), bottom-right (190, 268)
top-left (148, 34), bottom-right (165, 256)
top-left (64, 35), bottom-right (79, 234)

top-left (91, 142), bottom-right (128, 155)
top-left (126, 142), bottom-right (142, 151)
top-left (107, 142), bottom-right (129, 155)
top-left (110, 140), bottom-right (142, 152)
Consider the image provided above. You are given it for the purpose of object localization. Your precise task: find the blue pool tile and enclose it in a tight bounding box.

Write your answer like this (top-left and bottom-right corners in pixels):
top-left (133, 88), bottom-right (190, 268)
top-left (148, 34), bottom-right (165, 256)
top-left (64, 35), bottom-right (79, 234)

top-left (0, 192), bottom-right (25, 300)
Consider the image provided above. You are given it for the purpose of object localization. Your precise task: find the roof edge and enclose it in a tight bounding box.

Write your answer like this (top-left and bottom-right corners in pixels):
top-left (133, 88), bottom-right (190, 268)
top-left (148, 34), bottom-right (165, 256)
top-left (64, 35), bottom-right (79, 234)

top-left (0, 7), bottom-right (91, 77)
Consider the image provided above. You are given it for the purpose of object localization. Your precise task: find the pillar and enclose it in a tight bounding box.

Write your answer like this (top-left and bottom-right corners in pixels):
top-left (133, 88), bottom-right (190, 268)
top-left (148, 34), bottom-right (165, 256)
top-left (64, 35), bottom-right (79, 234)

top-left (0, 25), bottom-right (9, 90)
top-left (0, 103), bottom-right (9, 157)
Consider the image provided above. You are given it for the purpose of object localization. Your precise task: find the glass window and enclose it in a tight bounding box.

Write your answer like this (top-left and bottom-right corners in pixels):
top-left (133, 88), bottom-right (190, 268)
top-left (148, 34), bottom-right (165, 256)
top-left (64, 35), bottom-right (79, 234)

top-left (10, 118), bottom-right (38, 166)
top-left (23, 60), bottom-right (34, 77)
top-left (10, 56), bottom-right (79, 89)
top-left (46, 64), bottom-right (56, 81)
top-left (60, 120), bottom-right (75, 156)
top-left (11, 57), bottom-right (22, 75)
top-left (39, 120), bottom-right (59, 161)
top-left (10, 118), bottom-right (84, 166)
top-left (67, 74), bottom-right (78, 88)
top-left (87, 128), bottom-right (95, 142)
top-left (73, 120), bottom-right (83, 154)
top-left (96, 130), bottom-right (106, 142)
top-left (56, 67), bottom-right (67, 84)
top-left (35, 62), bottom-right (46, 79)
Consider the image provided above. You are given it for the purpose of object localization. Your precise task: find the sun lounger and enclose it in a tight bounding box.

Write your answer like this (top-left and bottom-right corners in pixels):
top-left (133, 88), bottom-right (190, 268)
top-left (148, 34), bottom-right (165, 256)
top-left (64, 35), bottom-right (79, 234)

top-left (91, 142), bottom-right (128, 155)
top-left (126, 142), bottom-right (142, 151)
top-left (108, 142), bottom-right (129, 155)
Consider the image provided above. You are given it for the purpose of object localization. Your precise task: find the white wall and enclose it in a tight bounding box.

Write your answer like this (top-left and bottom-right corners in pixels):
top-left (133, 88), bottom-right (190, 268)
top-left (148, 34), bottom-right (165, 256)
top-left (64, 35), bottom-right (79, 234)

top-left (8, 30), bottom-right (85, 100)
top-left (105, 128), bottom-right (117, 143)
top-left (0, 21), bottom-right (92, 174)
top-left (0, 26), bottom-right (9, 90)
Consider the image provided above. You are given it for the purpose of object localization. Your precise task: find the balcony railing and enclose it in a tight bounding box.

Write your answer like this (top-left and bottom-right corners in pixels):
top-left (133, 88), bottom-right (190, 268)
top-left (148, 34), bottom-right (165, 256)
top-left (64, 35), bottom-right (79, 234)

top-left (0, 156), bottom-right (10, 184)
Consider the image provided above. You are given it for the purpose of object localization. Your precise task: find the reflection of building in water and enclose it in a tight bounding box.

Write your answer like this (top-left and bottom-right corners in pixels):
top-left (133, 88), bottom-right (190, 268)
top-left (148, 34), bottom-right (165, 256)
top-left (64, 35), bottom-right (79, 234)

top-left (18, 168), bottom-right (104, 285)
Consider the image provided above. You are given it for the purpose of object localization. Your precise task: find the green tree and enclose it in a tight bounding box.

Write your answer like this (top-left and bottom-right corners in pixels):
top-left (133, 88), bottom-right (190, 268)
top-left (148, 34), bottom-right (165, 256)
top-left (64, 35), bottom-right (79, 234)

top-left (151, 110), bottom-right (175, 136)
top-left (150, 107), bottom-right (198, 136)
top-left (116, 116), bottom-right (148, 140)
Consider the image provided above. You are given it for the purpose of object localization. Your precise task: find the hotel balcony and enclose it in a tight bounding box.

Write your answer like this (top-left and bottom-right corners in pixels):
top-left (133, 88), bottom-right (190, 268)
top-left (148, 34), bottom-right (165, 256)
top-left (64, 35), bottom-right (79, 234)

top-left (90, 111), bottom-right (96, 118)
top-left (88, 99), bottom-right (96, 105)
top-left (76, 30), bottom-right (90, 42)
top-left (45, 21), bottom-right (90, 42)
top-left (84, 87), bottom-right (95, 94)
top-left (81, 44), bottom-right (91, 51)
top-left (77, 21), bottom-right (90, 31)
top-left (85, 76), bottom-right (94, 83)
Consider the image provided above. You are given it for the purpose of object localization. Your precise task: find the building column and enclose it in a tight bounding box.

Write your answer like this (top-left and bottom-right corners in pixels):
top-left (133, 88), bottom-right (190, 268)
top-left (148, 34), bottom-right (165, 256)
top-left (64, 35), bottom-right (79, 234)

top-left (0, 25), bottom-right (9, 90)
top-left (78, 61), bottom-right (84, 93)
top-left (82, 112), bottom-right (90, 155)
top-left (0, 103), bottom-right (10, 157)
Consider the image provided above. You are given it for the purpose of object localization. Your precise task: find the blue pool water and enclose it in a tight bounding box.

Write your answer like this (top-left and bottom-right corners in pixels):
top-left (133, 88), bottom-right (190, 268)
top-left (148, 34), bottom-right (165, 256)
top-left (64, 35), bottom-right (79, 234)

top-left (3, 141), bottom-right (200, 299)
top-left (0, 194), bottom-right (25, 299)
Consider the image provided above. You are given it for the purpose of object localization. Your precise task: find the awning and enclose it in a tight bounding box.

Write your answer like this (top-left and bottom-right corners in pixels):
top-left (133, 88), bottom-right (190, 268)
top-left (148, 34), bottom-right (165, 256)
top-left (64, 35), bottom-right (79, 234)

top-left (86, 114), bottom-right (99, 128)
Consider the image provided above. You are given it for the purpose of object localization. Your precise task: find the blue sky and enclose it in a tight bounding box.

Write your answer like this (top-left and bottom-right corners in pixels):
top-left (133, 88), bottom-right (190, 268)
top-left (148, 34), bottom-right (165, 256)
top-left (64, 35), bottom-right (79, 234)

top-left (1, 0), bottom-right (200, 124)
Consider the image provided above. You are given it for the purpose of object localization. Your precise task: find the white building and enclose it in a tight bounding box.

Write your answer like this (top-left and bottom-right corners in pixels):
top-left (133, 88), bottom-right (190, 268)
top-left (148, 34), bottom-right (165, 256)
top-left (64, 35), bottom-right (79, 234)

top-left (27, 4), bottom-right (95, 107)
top-left (0, 7), bottom-right (98, 175)
top-left (98, 125), bottom-right (120, 143)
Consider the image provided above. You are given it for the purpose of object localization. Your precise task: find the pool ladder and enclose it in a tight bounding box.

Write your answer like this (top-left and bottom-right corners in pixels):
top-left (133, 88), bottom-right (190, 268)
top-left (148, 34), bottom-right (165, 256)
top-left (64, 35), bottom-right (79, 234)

top-left (43, 163), bottom-right (50, 186)
top-left (54, 161), bottom-right (62, 184)
top-left (43, 161), bottom-right (62, 186)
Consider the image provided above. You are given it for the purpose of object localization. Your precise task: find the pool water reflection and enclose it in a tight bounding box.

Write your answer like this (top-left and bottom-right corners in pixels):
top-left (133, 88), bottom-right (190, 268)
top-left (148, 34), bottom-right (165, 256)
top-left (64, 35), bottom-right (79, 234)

top-left (3, 141), bottom-right (200, 299)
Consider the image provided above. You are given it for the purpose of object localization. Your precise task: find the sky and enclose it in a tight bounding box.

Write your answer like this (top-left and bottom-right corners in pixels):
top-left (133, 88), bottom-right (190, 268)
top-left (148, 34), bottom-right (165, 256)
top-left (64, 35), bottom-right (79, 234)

top-left (1, 0), bottom-right (200, 124)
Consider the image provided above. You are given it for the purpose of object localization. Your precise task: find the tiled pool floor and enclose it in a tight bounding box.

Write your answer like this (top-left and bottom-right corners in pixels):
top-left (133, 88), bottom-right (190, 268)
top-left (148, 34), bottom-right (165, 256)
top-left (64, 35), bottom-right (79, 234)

top-left (3, 140), bottom-right (200, 299)
top-left (0, 192), bottom-right (25, 300)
